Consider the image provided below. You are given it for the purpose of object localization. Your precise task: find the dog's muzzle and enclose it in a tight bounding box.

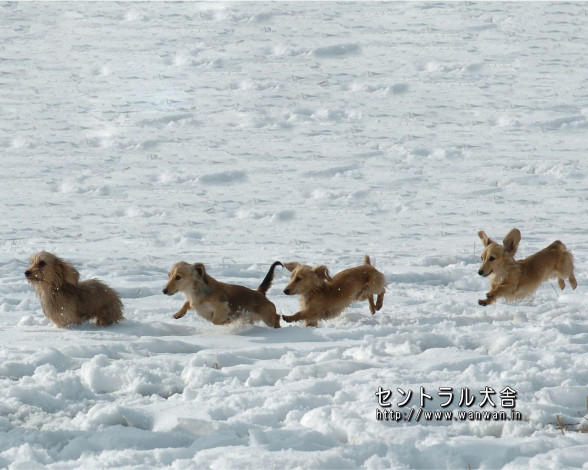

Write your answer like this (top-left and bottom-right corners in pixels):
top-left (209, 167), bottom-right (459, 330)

top-left (283, 288), bottom-right (292, 295)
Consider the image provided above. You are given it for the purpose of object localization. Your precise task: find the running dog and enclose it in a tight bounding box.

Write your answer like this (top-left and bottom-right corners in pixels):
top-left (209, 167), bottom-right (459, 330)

top-left (477, 228), bottom-right (577, 306)
top-left (25, 251), bottom-right (124, 327)
top-left (281, 255), bottom-right (386, 327)
top-left (163, 261), bottom-right (282, 328)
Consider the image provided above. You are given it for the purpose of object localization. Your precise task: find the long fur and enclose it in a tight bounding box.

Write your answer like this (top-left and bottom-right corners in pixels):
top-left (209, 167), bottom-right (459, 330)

top-left (25, 251), bottom-right (124, 327)
top-left (477, 228), bottom-right (577, 306)
top-left (162, 261), bottom-right (281, 328)
top-left (281, 255), bottom-right (386, 327)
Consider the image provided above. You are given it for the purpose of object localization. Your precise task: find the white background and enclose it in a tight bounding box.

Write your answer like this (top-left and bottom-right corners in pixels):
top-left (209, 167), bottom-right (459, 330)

top-left (1, 2), bottom-right (587, 468)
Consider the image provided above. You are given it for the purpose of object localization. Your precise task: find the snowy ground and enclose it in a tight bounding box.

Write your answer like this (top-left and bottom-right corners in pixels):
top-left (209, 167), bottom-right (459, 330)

top-left (1, 2), bottom-right (588, 468)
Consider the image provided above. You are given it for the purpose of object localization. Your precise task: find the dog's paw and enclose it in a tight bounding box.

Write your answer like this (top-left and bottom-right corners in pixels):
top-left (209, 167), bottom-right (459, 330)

top-left (281, 314), bottom-right (293, 323)
top-left (478, 293), bottom-right (494, 306)
top-left (173, 312), bottom-right (186, 319)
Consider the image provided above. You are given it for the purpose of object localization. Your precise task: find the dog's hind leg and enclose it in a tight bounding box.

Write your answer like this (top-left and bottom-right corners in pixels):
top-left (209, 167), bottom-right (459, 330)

top-left (557, 265), bottom-right (577, 290)
top-left (375, 292), bottom-right (384, 311)
top-left (96, 316), bottom-right (111, 327)
top-left (259, 306), bottom-right (281, 328)
top-left (569, 272), bottom-right (577, 289)
top-left (95, 301), bottom-right (124, 326)
top-left (368, 295), bottom-right (376, 314)
top-left (270, 314), bottom-right (281, 328)
top-left (96, 310), bottom-right (123, 326)
top-left (557, 250), bottom-right (577, 290)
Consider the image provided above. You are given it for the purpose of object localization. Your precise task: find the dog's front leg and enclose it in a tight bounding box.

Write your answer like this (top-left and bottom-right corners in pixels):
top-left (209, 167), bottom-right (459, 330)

top-left (283, 311), bottom-right (320, 327)
top-left (282, 311), bottom-right (304, 323)
top-left (479, 285), bottom-right (509, 306)
top-left (173, 301), bottom-right (190, 319)
top-left (479, 282), bottom-right (513, 306)
top-left (478, 293), bottom-right (496, 306)
top-left (210, 308), bottom-right (233, 325)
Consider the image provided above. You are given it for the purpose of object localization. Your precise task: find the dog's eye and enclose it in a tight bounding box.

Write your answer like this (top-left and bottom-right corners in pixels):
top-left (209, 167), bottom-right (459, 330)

top-left (295, 276), bottom-right (301, 282)
top-left (488, 256), bottom-right (495, 262)
top-left (38, 261), bottom-right (46, 268)
top-left (175, 275), bottom-right (181, 281)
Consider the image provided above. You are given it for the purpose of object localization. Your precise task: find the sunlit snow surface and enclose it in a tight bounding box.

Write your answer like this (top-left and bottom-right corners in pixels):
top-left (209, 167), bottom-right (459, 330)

top-left (1, 2), bottom-right (588, 468)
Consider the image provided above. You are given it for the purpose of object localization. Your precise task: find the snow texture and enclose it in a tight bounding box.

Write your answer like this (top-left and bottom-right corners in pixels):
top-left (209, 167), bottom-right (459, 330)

top-left (1, 2), bottom-right (588, 469)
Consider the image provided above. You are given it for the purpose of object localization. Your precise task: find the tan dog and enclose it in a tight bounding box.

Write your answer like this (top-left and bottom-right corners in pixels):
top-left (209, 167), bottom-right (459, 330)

top-left (477, 229), bottom-right (577, 306)
top-left (163, 261), bottom-right (282, 328)
top-left (281, 255), bottom-right (386, 327)
top-left (24, 251), bottom-right (124, 327)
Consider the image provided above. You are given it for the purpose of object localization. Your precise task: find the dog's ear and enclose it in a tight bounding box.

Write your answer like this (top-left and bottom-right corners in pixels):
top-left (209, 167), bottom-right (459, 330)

top-left (61, 260), bottom-right (80, 286)
top-left (313, 265), bottom-right (333, 283)
top-left (193, 263), bottom-right (210, 285)
top-left (193, 263), bottom-right (206, 278)
top-left (283, 262), bottom-right (299, 272)
top-left (503, 229), bottom-right (521, 256)
top-left (478, 231), bottom-right (494, 247)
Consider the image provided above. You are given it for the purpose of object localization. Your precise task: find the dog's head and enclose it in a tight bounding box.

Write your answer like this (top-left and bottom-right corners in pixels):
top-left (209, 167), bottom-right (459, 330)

top-left (163, 261), bottom-right (208, 296)
top-left (477, 229), bottom-right (521, 277)
top-left (282, 261), bottom-right (332, 295)
top-left (25, 251), bottom-right (80, 288)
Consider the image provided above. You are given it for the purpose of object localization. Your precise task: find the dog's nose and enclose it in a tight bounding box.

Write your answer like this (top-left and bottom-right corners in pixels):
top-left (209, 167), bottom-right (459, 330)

top-left (162, 288), bottom-right (168, 295)
top-left (477, 269), bottom-right (484, 276)
top-left (283, 288), bottom-right (290, 295)
top-left (24, 270), bottom-right (32, 277)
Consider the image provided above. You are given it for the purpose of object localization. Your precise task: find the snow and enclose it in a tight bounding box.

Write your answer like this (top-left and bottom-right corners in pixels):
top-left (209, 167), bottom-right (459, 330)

top-left (1, 1), bottom-right (588, 468)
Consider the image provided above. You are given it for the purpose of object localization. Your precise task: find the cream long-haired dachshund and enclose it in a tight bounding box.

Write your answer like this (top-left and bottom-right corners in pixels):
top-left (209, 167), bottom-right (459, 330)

top-left (163, 261), bottom-right (282, 328)
top-left (477, 228), bottom-right (577, 306)
top-left (281, 255), bottom-right (386, 327)
top-left (24, 251), bottom-right (124, 327)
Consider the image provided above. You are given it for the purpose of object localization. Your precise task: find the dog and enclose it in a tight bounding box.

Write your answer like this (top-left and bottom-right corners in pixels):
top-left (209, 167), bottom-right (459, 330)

top-left (477, 228), bottom-right (577, 306)
top-left (24, 251), bottom-right (124, 327)
top-left (163, 261), bottom-right (282, 328)
top-left (281, 255), bottom-right (386, 327)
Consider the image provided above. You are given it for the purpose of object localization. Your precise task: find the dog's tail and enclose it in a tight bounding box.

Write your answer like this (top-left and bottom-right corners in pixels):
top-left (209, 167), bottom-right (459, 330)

top-left (364, 255), bottom-right (373, 266)
top-left (551, 240), bottom-right (567, 251)
top-left (549, 240), bottom-right (571, 255)
top-left (257, 261), bottom-right (283, 296)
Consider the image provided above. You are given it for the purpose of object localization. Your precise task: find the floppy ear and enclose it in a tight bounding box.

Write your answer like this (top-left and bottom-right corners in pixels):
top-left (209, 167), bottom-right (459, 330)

top-left (193, 263), bottom-right (206, 278)
top-left (478, 231), bottom-right (494, 247)
top-left (283, 262), bottom-right (300, 272)
top-left (312, 265), bottom-right (333, 283)
top-left (61, 260), bottom-right (80, 286)
top-left (503, 229), bottom-right (521, 256)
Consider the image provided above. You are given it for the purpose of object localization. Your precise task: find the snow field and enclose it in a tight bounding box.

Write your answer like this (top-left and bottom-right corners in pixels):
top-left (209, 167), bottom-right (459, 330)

top-left (1, 2), bottom-right (588, 469)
